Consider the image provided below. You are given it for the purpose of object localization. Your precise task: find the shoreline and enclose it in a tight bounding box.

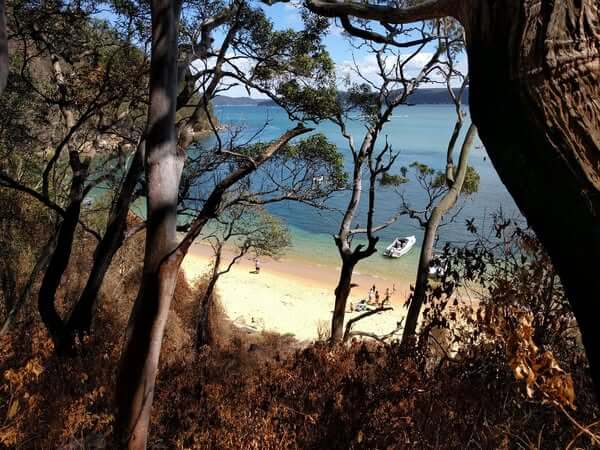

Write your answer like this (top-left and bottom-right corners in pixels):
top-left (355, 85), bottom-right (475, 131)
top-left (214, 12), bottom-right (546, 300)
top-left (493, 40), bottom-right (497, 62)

top-left (182, 241), bottom-right (413, 342)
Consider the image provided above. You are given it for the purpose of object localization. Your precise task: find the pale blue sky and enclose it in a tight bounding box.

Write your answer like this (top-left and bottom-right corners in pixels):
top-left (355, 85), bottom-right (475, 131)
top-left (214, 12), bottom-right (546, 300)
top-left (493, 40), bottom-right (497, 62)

top-left (211, 0), bottom-right (468, 97)
top-left (97, 1), bottom-right (468, 98)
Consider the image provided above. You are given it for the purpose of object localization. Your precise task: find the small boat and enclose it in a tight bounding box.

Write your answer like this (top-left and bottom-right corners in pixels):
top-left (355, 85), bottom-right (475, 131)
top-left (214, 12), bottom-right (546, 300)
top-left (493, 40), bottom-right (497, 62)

top-left (384, 235), bottom-right (416, 258)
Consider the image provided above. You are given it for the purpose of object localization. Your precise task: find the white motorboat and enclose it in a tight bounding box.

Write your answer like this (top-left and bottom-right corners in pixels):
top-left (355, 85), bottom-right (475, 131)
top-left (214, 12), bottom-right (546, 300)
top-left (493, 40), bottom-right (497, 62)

top-left (383, 235), bottom-right (416, 258)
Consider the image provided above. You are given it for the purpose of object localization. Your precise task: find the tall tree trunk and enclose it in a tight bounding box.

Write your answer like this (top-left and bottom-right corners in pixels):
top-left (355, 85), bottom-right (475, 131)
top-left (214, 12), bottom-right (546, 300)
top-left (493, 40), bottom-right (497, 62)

top-left (195, 246), bottom-right (222, 349)
top-left (402, 124), bottom-right (477, 344)
top-left (463, 0), bottom-right (600, 397)
top-left (0, 0), bottom-right (7, 96)
top-left (1, 231), bottom-right (58, 336)
top-left (115, 0), bottom-right (183, 447)
top-left (37, 153), bottom-right (88, 348)
top-left (331, 255), bottom-right (357, 342)
top-left (65, 142), bottom-right (144, 340)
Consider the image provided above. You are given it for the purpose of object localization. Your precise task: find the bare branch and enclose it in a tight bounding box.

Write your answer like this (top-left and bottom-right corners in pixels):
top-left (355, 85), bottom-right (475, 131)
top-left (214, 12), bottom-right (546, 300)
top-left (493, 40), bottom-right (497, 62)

top-left (343, 306), bottom-right (393, 341)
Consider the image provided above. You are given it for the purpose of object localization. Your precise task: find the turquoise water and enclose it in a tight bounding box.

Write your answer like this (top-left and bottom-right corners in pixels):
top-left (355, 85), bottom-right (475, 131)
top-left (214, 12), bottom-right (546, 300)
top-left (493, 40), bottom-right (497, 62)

top-left (205, 105), bottom-right (520, 283)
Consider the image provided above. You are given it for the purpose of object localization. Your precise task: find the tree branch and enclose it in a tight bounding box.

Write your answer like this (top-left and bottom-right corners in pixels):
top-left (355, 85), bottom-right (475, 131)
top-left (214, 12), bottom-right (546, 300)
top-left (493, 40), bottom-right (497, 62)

top-left (343, 306), bottom-right (393, 341)
top-left (305, 0), bottom-right (459, 24)
top-left (339, 16), bottom-right (434, 48)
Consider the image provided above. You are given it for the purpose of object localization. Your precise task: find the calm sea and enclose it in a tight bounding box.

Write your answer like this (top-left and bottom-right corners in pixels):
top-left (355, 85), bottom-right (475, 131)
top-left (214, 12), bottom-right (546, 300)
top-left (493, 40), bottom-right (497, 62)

top-left (203, 104), bottom-right (520, 283)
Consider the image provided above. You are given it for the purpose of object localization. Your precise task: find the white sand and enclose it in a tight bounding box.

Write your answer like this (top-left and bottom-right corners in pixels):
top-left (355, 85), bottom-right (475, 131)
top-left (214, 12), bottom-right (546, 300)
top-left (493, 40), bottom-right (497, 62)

top-left (181, 244), bottom-right (411, 343)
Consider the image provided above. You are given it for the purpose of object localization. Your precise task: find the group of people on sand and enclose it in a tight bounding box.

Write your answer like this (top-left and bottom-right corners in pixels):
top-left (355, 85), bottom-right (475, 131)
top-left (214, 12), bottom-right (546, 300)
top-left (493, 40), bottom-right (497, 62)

top-left (350, 284), bottom-right (396, 312)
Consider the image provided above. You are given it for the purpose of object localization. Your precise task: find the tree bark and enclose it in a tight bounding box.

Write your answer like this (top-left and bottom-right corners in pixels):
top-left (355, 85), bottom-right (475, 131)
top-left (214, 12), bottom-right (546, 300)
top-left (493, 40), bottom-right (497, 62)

top-left (402, 124), bottom-right (477, 344)
top-left (1, 231), bottom-right (58, 336)
top-left (306, 0), bottom-right (600, 401)
top-left (37, 153), bottom-right (89, 348)
top-left (464, 0), bottom-right (600, 398)
top-left (0, 0), bottom-right (7, 96)
top-left (115, 0), bottom-right (183, 447)
top-left (195, 245), bottom-right (222, 349)
top-left (65, 142), bottom-right (145, 341)
top-left (331, 256), bottom-right (357, 341)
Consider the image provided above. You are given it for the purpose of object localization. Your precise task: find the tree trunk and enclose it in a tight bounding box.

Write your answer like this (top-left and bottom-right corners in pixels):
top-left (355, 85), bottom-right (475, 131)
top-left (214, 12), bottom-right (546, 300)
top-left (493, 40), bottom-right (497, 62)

top-left (0, 263), bottom-right (17, 312)
top-left (195, 247), bottom-right (222, 349)
top-left (462, 0), bottom-right (600, 397)
top-left (331, 256), bottom-right (357, 342)
top-left (1, 231), bottom-right (58, 336)
top-left (306, 0), bottom-right (600, 402)
top-left (37, 154), bottom-right (88, 348)
top-left (402, 124), bottom-right (476, 344)
top-left (65, 142), bottom-right (144, 341)
top-left (115, 0), bottom-right (183, 447)
top-left (0, 0), bottom-right (7, 96)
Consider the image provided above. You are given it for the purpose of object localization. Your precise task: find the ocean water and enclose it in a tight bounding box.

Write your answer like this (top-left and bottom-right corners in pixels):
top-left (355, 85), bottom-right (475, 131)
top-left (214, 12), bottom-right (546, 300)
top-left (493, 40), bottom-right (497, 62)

top-left (202, 104), bottom-right (520, 283)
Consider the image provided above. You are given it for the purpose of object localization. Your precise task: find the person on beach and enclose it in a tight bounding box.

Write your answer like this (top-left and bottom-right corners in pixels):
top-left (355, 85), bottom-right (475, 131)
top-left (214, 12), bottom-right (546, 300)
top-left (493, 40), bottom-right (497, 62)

top-left (375, 290), bottom-right (380, 305)
top-left (255, 258), bottom-right (261, 274)
top-left (382, 288), bottom-right (391, 307)
top-left (368, 285), bottom-right (376, 305)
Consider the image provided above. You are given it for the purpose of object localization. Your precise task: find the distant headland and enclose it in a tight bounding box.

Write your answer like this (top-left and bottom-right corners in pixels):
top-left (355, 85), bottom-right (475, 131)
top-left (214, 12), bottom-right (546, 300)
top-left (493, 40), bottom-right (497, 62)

top-left (213, 87), bottom-right (470, 107)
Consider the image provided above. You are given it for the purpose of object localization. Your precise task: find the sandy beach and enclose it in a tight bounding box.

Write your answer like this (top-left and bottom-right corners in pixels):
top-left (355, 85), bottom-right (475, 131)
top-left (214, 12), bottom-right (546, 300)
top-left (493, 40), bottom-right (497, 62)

top-left (181, 241), bottom-right (413, 342)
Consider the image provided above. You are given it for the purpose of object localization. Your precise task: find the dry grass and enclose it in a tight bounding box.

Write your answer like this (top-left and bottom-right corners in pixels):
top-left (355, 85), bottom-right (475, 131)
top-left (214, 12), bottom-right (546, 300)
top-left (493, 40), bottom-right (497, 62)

top-left (0, 230), bottom-right (599, 449)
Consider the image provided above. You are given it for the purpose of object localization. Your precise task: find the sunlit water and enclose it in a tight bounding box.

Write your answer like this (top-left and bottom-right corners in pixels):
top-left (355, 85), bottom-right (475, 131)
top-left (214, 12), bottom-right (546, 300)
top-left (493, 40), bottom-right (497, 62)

top-left (123, 105), bottom-right (522, 282)
top-left (192, 104), bottom-right (521, 284)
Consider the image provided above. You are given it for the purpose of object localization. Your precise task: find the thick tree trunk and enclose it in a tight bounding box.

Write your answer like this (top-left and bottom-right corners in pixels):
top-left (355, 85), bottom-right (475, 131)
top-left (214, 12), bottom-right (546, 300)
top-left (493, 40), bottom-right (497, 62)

top-left (37, 154), bottom-right (88, 348)
top-left (0, 0), bottom-right (7, 96)
top-left (463, 0), bottom-right (600, 396)
top-left (115, 0), bottom-right (183, 447)
top-left (1, 231), bottom-right (58, 336)
top-left (402, 124), bottom-right (476, 344)
top-left (306, 0), bottom-right (600, 402)
top-left (331, 256), bottom-right (357, 342)
top-left (65, 142), bottom-right (144, 340)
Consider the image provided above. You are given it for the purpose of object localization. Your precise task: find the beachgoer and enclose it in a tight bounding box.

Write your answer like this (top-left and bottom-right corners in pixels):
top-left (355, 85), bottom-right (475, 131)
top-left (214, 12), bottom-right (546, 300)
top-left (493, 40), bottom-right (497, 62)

top-left (375, 290), bottom-right (380, 305)
top-left (382, 288), bottom-right (390, 307)
top-left (255, 258), bottom-right (261, 274)
top-left (368, 285), bottom-right (376, 304)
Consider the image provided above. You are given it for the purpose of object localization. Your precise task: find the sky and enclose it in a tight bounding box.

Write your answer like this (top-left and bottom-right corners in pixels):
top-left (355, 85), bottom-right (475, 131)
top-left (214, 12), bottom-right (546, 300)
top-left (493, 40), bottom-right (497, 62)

top-left (209, 0), bottom-right (469, 98)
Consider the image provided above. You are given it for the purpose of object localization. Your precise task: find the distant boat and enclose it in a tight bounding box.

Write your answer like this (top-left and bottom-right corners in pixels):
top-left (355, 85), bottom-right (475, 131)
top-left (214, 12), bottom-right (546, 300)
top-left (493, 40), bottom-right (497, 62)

top-left (383, 236), bottom-right (416, 258)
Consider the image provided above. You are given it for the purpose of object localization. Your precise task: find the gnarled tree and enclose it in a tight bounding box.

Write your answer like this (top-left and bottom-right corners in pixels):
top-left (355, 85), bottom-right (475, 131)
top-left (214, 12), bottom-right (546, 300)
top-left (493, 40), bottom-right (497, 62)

top-left (303, 0), bottom-right (600, 398)
top-left (326, 19), bottom-right (451, 342)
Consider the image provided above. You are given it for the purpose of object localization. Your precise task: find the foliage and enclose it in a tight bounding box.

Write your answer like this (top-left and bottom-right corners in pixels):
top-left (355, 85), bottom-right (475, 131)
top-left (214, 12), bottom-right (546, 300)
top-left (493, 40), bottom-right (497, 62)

top-left (432, 164), bottom-right (480, 195)
top-left (279, 133), bottom-right (348, 190)
top-left (0, 211), bottom-right (599, 448)
top-left (417, 216), bottom-right (587, 412)
top-left (242, 211), bottom-right (290, 258)
top-left (380, 171), bottom-right (408, 186)
top-left (233, 4), bottom-right (339, 121)
top-left (209, 206), bottom-right (291, 259)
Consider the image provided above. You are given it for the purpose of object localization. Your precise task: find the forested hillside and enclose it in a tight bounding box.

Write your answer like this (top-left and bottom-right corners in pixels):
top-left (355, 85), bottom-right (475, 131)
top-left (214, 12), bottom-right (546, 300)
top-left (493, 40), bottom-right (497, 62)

top-left (0, 0), bottom-right (599, 449)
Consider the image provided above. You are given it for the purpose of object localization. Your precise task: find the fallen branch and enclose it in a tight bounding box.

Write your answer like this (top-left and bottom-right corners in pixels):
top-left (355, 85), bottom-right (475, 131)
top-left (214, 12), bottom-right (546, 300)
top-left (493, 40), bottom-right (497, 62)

top-left (343, 306), bottom-right (393, 342)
